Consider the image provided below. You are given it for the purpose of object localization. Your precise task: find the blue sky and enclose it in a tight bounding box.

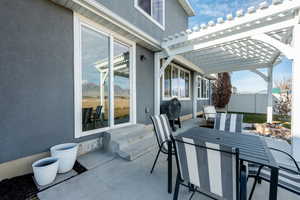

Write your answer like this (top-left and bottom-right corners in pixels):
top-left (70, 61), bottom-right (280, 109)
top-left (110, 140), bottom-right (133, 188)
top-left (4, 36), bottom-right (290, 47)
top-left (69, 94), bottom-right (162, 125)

top-left (188, 0), bottom-right (292, 93)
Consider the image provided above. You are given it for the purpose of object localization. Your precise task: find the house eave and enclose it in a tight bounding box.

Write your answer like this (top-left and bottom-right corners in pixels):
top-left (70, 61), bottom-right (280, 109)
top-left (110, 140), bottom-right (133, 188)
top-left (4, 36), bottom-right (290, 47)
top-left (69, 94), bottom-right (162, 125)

top-left (50, 0), bottom-right (162, 51)
top-left (177, 0), bottom-right (196, 17)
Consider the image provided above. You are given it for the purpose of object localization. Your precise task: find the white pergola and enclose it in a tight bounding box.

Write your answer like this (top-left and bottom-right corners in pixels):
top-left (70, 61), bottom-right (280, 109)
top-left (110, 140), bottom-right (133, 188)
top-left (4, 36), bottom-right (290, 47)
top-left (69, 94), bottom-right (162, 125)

top-left (154, 0), bottom-right (300, 160)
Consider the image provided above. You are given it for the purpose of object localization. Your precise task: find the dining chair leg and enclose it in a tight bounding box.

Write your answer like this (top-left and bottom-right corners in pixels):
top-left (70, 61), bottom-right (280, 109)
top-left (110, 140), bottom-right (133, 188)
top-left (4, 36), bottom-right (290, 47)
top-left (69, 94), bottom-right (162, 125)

top-left (249, 166), bottom-right (263, 200)
top-left (150, 149), bottom-right (161, 174)
top-left (248, 177), bottom-right (258, 200)
top-left (173, 174), bottom-right (180, 200)
top-left (189, 191), bottom-right (195, 200)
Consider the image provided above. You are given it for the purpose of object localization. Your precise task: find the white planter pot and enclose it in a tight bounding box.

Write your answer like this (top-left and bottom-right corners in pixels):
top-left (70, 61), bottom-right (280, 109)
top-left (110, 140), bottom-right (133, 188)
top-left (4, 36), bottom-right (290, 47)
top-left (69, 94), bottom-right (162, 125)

top-left (32, 157), bottom-right (59, 186)
top-left (50, 143), bottom-right (78, 173)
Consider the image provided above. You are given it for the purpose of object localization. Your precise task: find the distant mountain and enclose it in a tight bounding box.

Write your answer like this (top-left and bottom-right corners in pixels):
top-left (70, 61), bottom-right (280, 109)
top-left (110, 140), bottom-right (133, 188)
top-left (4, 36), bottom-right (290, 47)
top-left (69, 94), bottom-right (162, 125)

top-left (82, 82), bottom-right (129, 97)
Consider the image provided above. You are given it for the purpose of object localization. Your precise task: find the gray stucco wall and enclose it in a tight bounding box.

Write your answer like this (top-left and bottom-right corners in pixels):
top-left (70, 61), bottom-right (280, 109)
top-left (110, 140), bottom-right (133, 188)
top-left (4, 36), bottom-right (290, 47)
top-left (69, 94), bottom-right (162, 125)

top-left (0, 0), bottom-right (103, 163)
top-left (136, 45), bottom-right (155, 124)
top-left (96, 0), bottom-right (188, 41)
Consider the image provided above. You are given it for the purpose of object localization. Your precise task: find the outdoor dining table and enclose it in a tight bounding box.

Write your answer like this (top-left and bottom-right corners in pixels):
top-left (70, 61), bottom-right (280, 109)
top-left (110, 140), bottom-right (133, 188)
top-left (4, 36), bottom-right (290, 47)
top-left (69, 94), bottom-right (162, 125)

top-left (167, 127), bottom-right (279, 200)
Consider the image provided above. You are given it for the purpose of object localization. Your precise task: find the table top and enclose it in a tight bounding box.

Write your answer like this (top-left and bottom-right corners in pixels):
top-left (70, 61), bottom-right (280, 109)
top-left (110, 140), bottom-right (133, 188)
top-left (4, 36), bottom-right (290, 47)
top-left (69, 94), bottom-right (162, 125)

top-left (177, 127), bottom-right (278, 168)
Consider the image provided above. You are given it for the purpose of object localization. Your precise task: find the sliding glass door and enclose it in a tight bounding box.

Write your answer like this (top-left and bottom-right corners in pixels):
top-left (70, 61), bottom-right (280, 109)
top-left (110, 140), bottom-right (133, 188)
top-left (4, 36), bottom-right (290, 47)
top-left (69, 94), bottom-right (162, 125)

top-left (76, 20), bottom-right (134, 136)
top-left (113, 41), bottom-right (130, 125)
top-left (81, 26), bottom-right (110, 131)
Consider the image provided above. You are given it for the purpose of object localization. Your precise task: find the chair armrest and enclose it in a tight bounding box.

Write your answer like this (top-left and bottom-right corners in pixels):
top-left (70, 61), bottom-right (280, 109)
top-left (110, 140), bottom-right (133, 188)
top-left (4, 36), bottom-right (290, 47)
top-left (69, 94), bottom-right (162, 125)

top-left (240, 164), bottom-right (247, 200)
top-left (269, 147), bottom-right (300, 173)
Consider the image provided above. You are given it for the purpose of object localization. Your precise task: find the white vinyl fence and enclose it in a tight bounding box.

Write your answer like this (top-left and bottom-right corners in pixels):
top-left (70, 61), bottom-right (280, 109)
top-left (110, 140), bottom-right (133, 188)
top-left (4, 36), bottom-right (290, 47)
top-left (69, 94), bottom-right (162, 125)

top-left (227, 93), bottom-right (276, 114)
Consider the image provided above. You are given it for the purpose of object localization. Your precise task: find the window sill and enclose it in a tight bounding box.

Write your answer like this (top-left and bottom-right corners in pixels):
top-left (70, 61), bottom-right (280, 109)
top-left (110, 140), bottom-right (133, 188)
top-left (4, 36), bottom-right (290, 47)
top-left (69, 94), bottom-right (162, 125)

top-left (197, 98), bottom-right (209, 101)
top-left (163, 97), bottom-right (191, 101)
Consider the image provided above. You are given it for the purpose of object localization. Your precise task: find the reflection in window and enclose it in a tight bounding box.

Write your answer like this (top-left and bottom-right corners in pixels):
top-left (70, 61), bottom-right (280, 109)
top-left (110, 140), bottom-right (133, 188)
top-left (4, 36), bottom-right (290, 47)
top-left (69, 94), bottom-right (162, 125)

top-left (172, 67), bottom-right (179, 97)
top-left (197, 76), bottom-right (209, 99)
top-left (164, 65), bottom-right (172, 98)
top-left (81, 26), bottom-right (109, 131)
top-left (113, 41), bottom-right (130, 125)
top-left (163, 64), bottom-right (190, 99)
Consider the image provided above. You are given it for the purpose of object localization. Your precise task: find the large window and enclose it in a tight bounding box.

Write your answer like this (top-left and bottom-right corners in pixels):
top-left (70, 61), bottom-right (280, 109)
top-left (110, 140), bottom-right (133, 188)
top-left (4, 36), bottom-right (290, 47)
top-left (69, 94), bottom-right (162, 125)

top-left (197, 76), bottom-right (209, 99)
top-left (163, 63), bottom-right (191, 100)
top-left (74, 14), bottom-right (135, 138)
top-left (135, 0), bottom-right (165, 29)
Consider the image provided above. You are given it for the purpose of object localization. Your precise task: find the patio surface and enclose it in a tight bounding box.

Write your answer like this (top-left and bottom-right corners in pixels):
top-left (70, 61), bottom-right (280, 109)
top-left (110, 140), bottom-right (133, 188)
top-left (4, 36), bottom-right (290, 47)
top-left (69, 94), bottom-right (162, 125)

top-left (38, 120), bottom-right (300, 200)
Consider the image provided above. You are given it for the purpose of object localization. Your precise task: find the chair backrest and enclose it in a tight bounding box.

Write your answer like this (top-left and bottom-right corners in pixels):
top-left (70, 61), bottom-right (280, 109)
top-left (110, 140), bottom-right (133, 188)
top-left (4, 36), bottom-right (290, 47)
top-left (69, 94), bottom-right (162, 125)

top-left (95, 106), bottom-right (102, 119)
top-left (203, 105), bottom-right (217, 120)
top-left (82, 108), bottom-right (93, 124)
top-left (150, 114), bottom-right (172, 151)
top-left (214, 113), bottom-right (243, 133)
top-left (174, 136), bottom-right (239, 200)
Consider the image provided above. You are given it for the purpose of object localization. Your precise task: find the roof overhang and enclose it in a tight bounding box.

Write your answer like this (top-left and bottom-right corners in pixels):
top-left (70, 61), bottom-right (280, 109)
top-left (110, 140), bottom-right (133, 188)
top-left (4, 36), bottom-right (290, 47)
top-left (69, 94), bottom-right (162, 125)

top-left (50, 0), bottom-right (161, 51)
top-left (178, 0), bottom-right (196, 17)
top-left (161, 0), bottom-right (300, 75)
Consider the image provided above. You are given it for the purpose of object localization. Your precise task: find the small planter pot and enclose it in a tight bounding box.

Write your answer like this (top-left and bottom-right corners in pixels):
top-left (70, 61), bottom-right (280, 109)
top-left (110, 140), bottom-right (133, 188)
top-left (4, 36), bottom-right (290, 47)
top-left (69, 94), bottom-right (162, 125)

top-left (32, 157), bottom-right (59, 186)
top-left (50, 143), bottom-right (78, 173)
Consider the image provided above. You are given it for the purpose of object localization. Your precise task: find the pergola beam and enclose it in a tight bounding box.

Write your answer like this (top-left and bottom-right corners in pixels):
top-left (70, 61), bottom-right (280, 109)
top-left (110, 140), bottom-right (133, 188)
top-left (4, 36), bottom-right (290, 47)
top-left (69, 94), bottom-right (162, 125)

top-left (204, 63), bottom-right (271, 74)
top-left (250, 69), bottom-right (269, 82)
top-left (251, 34), bottom-right (294, 59)
top-left (168, 18), bottom-right (297, 56)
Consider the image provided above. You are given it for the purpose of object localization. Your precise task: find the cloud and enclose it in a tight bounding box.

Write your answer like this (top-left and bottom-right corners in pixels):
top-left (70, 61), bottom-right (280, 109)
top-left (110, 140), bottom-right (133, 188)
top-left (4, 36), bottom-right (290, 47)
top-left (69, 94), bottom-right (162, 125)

top-left (189, 0), bottom-right (271, 26)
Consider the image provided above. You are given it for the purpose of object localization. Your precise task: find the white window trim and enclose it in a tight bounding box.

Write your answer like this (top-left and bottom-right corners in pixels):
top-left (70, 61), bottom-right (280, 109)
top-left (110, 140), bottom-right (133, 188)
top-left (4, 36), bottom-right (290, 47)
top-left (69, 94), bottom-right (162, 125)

top-left (74, 13), bottom-right (136, 138)
top-left (196, 76), bottom-right (209, 100)
top-left (134, 0), bottom-right (165, 30)
top-left (162, 63), bottom-right (191, 101)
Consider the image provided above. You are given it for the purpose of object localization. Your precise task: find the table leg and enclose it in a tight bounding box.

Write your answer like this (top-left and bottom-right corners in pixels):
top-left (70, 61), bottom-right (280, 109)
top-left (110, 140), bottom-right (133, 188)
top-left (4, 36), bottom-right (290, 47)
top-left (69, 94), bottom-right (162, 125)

top-left (168, 140), bottom-right (172, 193)
top-left (269, 167), bottom-right (279, 200)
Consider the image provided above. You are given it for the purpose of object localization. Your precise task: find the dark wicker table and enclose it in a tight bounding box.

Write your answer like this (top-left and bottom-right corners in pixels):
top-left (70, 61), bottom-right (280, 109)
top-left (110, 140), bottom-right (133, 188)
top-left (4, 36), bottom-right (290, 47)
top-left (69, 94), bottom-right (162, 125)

top-left (167, 127), bottom-right (279, 200)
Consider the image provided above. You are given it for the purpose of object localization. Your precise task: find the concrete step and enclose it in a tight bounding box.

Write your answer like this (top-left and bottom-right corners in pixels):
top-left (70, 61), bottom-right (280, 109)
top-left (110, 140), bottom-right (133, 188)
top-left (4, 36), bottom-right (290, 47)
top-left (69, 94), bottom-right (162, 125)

top-left (108, 124), bottom-right (149, 139)
top-left (110, 124), bottom-right (155, 151)
top-left (117, 136), bottom-right (157, 161)
top-left (77, 149), bottom-right (116, 170)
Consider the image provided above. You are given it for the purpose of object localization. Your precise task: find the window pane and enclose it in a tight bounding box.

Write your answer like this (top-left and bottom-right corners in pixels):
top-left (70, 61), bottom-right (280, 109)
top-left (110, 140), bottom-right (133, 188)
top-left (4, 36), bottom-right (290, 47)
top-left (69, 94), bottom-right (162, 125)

top-left (138, 0), bottom-right (151, 15)
top-left (179, 70), bottom-right (185, 97)
top-left (81, 26), bottom-right (109, 131)
top-left (185, 72), bottom-right (189, 97)
top-left (152, 0), bottom-right (163, 25)
top-left (113, 41), bottom-right (130, 125)
top-left (172, 67), bottom-right (179, 97)
top-left (164, 65), bottom-right (172, 98)
top-left (202, 79), bottom-right (207, 98)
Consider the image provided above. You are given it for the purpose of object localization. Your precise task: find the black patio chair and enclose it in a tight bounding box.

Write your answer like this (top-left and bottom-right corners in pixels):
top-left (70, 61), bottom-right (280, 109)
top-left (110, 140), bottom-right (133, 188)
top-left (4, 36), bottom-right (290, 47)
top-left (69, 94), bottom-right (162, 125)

top-left (82, 107), bottom-right (93, 131)
top-left (93, 105), bottom-right (103, 128)
top-left (173, 136), bottom-right (247, 200)
top-left (150, 114), bottom-right (175, 174)
top-left (214, 113), bottom-right (244, 133)
top-left (248, 147), bottom-right (300, 199)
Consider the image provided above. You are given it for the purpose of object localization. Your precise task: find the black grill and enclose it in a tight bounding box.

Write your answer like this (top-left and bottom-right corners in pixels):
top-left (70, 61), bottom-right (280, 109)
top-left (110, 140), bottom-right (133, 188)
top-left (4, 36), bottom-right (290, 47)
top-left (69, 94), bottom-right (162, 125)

top-left (161, 98), bottom-right (182, 131)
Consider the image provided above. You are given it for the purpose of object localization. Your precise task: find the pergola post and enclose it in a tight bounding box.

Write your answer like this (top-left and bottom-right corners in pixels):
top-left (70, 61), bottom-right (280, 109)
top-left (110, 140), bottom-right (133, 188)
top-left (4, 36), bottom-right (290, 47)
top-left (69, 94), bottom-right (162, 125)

top-left (292, 24), bottom-right (300, 161)
top-left (267, 66), bottom-right (273, 124)
top-left (192, 72), bottom-right (198, 119)
top-left (154, 53), bottom-right (161, 116)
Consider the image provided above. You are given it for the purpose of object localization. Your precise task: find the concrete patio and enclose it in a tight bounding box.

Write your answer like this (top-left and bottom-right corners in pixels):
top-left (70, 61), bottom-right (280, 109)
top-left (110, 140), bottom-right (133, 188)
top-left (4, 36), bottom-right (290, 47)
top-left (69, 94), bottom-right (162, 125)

top-left (38, 119), bottom-right (299, 200)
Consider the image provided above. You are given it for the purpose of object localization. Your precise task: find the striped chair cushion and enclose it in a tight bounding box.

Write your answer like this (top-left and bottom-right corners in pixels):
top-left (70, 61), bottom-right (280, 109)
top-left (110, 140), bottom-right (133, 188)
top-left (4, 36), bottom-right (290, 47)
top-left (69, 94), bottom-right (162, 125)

top-left (248, 164), bottom-right (300, 194)
top-left (174, 136), bottom-right (238, 200)
top-left (214, 113), bottom-right (243, 133)
top-left (150, 114), bottom-right (172, 151)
